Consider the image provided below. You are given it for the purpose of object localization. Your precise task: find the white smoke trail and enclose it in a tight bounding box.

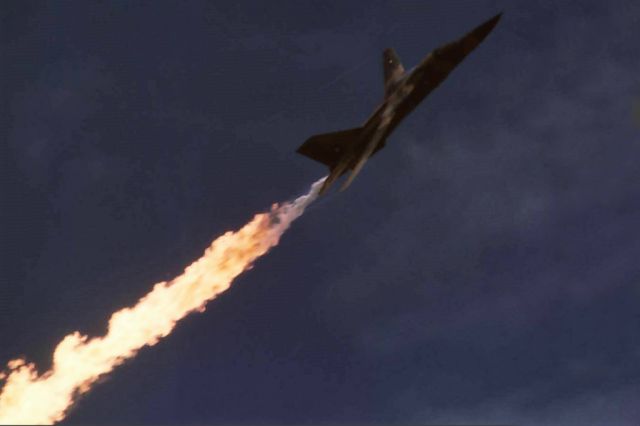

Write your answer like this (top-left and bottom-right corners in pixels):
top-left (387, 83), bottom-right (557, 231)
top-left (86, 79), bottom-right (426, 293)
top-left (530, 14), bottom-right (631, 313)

top-left (0, 177), bottom-right (325, 425)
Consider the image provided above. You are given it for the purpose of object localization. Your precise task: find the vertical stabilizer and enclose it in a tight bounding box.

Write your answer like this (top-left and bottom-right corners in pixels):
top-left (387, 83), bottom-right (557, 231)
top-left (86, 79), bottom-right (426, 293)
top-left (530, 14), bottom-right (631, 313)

top-left (383, 48), bottom-right (404, 96)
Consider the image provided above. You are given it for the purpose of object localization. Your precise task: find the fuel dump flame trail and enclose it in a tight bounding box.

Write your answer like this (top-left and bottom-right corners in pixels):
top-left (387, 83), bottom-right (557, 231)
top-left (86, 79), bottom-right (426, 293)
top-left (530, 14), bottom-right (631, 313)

top-left (0, 178), bottom-right (325, 425)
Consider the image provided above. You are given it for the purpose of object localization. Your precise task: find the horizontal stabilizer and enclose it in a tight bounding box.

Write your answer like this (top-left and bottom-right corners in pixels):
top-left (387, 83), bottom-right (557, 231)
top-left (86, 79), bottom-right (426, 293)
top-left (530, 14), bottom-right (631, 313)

top-left (296, 127), bottom-right (362, 167)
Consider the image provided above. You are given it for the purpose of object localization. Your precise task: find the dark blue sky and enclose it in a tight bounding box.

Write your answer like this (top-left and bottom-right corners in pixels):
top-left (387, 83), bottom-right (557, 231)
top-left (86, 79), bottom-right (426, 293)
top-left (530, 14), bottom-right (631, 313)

top-left (2, 1), bottom-right (640, 425)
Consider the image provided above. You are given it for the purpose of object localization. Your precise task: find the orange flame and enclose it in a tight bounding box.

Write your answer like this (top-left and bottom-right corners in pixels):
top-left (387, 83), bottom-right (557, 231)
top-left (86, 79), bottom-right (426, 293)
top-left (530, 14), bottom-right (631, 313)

top-left (0, 178), bottom-right (324, 424)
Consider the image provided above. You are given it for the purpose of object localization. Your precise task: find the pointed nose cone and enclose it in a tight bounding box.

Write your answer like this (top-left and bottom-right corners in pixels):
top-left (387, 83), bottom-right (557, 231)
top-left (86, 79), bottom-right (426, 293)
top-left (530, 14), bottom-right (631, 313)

top-left (431, 12), bottom-right (502, 65)
top-left (471, 12), bottom-right (502, 43)
top-left (455, 12), bottom-right (502, 55)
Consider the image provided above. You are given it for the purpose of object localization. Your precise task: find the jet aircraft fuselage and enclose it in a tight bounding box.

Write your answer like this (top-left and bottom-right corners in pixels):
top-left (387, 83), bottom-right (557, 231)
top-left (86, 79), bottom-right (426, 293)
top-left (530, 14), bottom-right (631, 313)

top-left (297, 13), bottom-right (502, 194)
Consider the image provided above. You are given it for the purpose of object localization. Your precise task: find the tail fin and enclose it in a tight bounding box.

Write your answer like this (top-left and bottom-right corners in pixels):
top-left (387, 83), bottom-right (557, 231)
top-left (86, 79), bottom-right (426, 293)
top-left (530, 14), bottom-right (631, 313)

top-left (383, 48), bottom-right (404, 96)
top-left (296, 127), bottom-right (362, 168)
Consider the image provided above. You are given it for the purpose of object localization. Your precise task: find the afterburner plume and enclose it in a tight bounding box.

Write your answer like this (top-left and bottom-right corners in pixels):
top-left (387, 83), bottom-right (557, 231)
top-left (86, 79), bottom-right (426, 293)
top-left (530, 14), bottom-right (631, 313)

top-left (0, 178), bottom-right (325, 425)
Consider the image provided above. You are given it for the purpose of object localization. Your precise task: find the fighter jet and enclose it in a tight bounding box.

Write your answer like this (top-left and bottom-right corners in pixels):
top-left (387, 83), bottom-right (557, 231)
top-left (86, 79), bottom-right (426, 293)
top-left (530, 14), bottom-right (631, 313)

top-left (297, 13), bottom-right (502, 195)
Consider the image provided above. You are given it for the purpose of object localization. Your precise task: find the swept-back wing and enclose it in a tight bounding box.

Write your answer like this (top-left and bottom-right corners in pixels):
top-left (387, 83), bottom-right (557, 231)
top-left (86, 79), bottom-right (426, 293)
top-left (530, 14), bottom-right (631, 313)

top-left (296, 127), bottom-right (362, 168)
